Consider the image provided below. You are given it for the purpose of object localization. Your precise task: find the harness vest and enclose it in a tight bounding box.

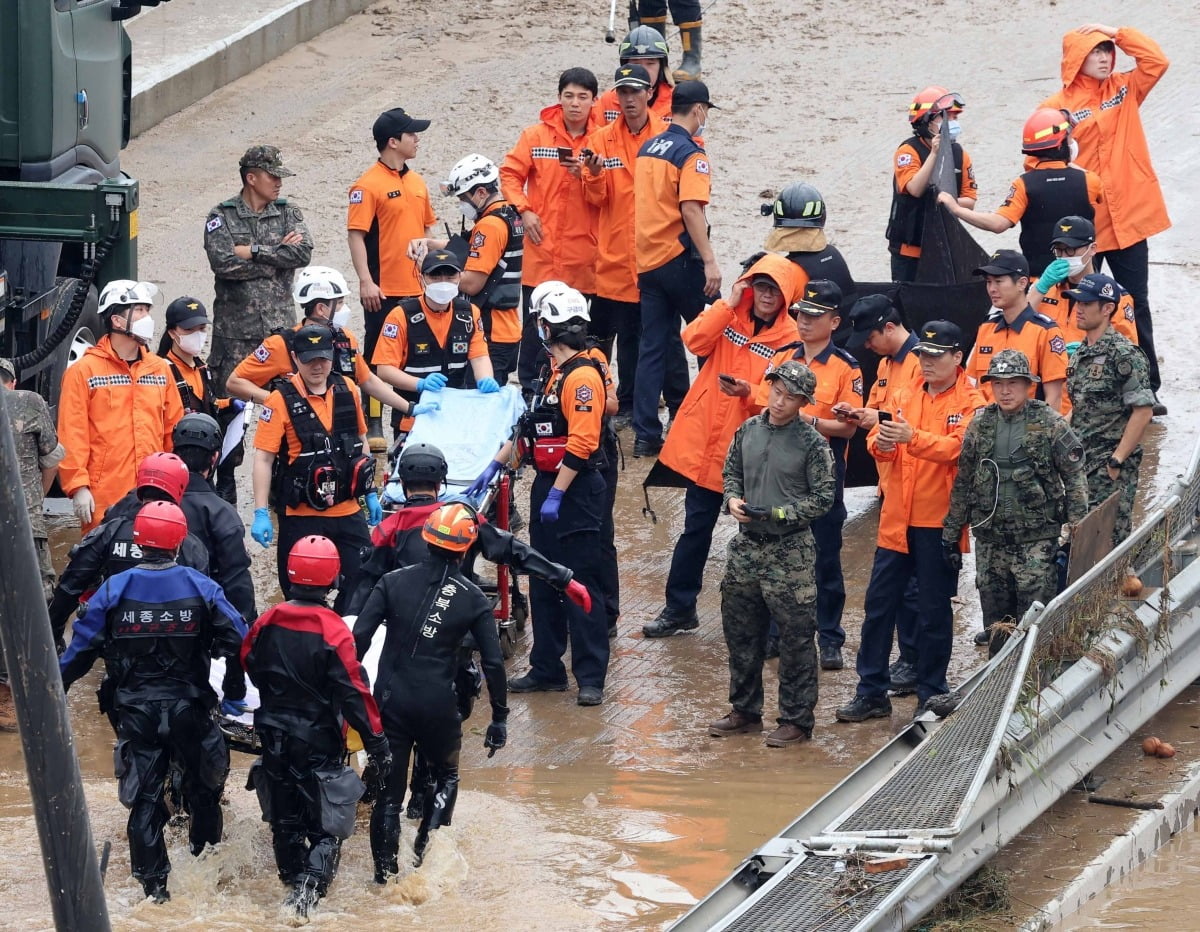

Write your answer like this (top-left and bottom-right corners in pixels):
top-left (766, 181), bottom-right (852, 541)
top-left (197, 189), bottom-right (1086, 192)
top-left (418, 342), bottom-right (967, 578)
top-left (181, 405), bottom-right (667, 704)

top-left (521, 355), bottom-right (608, 473)
top-left (475, 203), bottom-right (525, 320)
top-left (166, 358), bottom-right (217, 418)
top-left (1018, 166), bottom-right (1093, 278)
top-left (886, 135), bottom-right (965, 252)
top-left (397, 296), bottom-right (475, 404)
top-left (276, 375), bottom-right (372, 510)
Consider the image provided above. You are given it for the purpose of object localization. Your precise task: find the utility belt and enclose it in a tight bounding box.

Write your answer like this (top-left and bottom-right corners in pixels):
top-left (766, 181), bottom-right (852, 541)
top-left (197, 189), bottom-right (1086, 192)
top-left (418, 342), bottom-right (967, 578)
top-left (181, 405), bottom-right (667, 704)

top-left (741, 526), bottom-right (804, 544)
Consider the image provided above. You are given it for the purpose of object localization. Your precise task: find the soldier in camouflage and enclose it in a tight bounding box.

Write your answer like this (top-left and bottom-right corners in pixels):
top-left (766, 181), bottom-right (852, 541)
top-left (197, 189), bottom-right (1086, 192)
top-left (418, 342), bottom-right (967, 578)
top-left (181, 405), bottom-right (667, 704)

top-left (1063, 273), bottom-right (1155, 546)
top-left (943, 349), bottom-right (1089, 655)
top-left (709, 360), bottom-right (835, 747)
top-left (1, 358), bottom-right (66, 729)
top-left (204, 145), bottom-right (313, 392)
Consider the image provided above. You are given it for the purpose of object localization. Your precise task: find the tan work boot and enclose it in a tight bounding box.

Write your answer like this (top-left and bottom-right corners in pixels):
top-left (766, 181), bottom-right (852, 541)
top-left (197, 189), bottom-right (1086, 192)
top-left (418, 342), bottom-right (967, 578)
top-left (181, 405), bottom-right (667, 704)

top-left (765, 723), bottom-right (812, 747)
top-left (708, 710), bottom-right (762, 737)
top-left (673, 21), bottom-right (703, 81)
top-left (0, 683), bottom-right (18, 732)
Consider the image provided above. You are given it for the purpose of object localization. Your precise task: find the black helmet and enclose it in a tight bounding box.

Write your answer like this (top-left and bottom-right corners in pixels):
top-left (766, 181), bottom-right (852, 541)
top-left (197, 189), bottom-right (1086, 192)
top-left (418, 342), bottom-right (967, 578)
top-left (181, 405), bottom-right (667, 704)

top-left (172, 412), bottom-right (222, 452)
top-left (620, 25), bottom-right (669, 62)
top-left (768, 182), bottom-right (827, 229)
top-left (397, 442), bottom-right (448, 485)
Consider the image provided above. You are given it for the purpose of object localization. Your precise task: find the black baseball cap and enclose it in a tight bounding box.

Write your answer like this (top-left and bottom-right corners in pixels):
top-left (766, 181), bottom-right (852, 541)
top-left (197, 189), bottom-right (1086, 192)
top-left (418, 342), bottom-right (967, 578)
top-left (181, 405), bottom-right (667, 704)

top-left (672, 80), bottom-right (721, 109)
top-left (974, 249), bottom-right (1030, 278)
top-left (791, 279), bottom-right (842, 316)
top-left (165, 296), bottom-right (209, 330)
top-left (613, 64), bottom-right (653, 90)
top-left (421, 249), bottom-right (463, 274)
top-left (372, 107), bottom-right (431, 148)
top-left (846, 294), bottom-right (901, 347)
top-left (292, 325), bottom-right (335, 362)
top-left (913, 319), bottom-right (964, 356)
top-left (1050, 215), bottom-right (1096, 247)
top-left (1063, 272), bottom-right (1121, 305)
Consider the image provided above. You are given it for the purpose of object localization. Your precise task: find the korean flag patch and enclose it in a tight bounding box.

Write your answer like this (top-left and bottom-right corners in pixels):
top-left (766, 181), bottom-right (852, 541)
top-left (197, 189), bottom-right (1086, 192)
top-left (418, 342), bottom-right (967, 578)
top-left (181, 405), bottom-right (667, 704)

top-left (253, 344), bottom-right (271, 363)
top-left (382, 323), bottom-right (399, 339)
top-left (259, 407), bottom-right (273, 422)
top-left (206, 215), bottom-right (222, 232)
top-left (896, 153), bottom-right (913, 167)
top-left (694, 159), bottom-right (710, 175)
top-left (349, 189), bottom-right (364, 204)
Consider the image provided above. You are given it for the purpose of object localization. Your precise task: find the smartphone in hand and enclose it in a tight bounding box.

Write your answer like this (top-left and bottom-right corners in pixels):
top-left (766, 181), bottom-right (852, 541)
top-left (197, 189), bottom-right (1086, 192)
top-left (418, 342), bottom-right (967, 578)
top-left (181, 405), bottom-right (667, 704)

top-left (877, 411), bottom-right (893, 423)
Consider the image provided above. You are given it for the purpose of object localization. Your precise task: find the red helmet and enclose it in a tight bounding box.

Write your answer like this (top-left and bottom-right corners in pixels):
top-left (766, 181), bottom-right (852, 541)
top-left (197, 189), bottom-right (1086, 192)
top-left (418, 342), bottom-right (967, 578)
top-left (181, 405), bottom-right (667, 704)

top-left (287, 535), bottom-right (341, 587)
top-left (132, 500), bottom-right (188, 552)
top-left (1022, 108), bottom-right (1073, 153)
top-left (421, 502), bottom-right (479, 554)
top-left (908, 86), bottom-right (963, 123)
top-left (137, 452), bottom-right (189, 504)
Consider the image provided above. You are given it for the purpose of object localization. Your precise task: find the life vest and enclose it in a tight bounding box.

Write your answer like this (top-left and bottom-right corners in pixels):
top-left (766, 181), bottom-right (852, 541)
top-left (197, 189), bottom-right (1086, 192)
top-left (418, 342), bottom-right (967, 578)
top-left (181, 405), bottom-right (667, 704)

top-left (886, 135), bottom-right (965, 252)
top-left (520, 355), bottom-right (608, 473)
top-left (1018, 166), bottom-right (1093, 278)
top-left (397, 296), bottom-right (475, 405)
top-left (276, 375), bottom-right (373, 510)
top-left (474, 203), bottom-right (525, 320)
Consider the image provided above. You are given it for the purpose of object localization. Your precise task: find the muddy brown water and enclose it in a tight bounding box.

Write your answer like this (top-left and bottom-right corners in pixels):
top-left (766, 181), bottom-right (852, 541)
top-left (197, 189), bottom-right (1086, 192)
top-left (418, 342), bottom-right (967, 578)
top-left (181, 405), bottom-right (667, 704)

top-left (3, 0), bottom-right (1199, 927)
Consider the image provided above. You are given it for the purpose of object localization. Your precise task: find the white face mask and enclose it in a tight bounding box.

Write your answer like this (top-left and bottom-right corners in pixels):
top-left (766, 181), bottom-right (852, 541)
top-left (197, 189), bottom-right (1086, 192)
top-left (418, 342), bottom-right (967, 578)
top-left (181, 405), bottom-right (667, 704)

top-left (458, 199), bottom-right (479, 222)
top-left (177, 331), bottom-right (207, 356)
top-left (425, 281), bottom-right (459, 305)
top-left (1065, 254), bottom-right (1089, 276)
top-left (130, 315), bottom-right (156, 345)
top-left (1068, 138), bottom-right (1079, 163)
top-left (947, 119), bottom-right (962, 140)
top-left (331, 307), bottom-right (351, 330)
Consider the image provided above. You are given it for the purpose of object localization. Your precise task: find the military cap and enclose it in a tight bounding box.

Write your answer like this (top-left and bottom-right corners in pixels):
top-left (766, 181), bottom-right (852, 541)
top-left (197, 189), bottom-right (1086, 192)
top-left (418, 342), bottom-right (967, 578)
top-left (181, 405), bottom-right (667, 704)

top-left (765, 360), bottom-right (817, 400)
top-left (790, 279), bottom-right (842, 317)
top-left (981, 348), bottom-right (1040, 383)
top-left (613, 64), bottom-right (653, 89)
top-left (292, 325), bottom-right (335, 362)
top-left (165, 296), bottom-right (209, 330)
top-left (913, 319), bottom-right (964, 356)
top-left (239, 145), bottom-right (294, 178)
top-left (421, 249), bottom-right (463, 274)
top-left (974, 248), bottom-right (1030, 278)
top-left (1050, 215), bottom-right (1095, 247)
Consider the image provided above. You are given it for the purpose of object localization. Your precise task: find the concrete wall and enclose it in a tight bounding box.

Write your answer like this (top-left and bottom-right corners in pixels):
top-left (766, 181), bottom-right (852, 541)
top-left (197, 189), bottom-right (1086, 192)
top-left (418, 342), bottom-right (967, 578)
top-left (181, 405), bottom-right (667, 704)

top-left (130, 0), bottom-right (372, 138)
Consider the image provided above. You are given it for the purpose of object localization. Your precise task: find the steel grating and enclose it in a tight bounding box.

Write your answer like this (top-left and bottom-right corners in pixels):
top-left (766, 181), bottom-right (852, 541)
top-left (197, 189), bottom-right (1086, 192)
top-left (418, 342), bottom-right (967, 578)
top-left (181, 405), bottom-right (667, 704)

top-left (723, 855), bottom-right (923, 932)
top-left (835, 645), bottom-right (1024, 832)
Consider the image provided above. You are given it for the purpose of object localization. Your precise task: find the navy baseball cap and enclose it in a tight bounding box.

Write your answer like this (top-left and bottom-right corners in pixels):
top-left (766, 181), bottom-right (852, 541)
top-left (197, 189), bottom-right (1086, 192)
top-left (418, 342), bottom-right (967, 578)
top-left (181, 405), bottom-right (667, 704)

top-left (293, 325), bottom-right (335, 362)
top-left (846, 294), bottom-right (902, 347)
top-left (913, 320), bottom-right (965, 356)
top-left (791, 279), bottom-right (842, 316)
top-left (974, 249), bottom-right (1030, 278)
top-left (1063, 272), bottom-right (1121, 304)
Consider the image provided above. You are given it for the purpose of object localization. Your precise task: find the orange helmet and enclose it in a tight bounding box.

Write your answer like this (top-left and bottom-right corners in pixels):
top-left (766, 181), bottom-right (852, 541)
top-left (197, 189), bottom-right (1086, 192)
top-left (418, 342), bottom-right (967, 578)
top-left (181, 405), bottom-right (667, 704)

top-left (1022, 108), bottom-right (1073, 154)
top-left (287, 535), bottom-right (341, 587)
top-left (132, 500), bottom-right (188, 552)
top-left (908, 86), bottom-right (963, 123)
top-left (137, 452), bottom-right (189, 504)
top-left (421, 502), bottom-right (479, 553)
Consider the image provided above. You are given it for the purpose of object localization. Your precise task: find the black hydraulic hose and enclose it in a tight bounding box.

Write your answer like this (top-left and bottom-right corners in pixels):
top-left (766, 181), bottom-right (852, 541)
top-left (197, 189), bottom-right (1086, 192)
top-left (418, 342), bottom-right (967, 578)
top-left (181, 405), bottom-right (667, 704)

top-left (11, 229), bottom-right (120, 374)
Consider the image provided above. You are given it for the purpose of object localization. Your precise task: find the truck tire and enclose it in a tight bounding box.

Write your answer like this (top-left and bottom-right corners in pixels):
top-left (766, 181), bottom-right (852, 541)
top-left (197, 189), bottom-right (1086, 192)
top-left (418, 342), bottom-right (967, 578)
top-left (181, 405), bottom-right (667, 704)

top-left (43, 278), bottom-right (101, 414)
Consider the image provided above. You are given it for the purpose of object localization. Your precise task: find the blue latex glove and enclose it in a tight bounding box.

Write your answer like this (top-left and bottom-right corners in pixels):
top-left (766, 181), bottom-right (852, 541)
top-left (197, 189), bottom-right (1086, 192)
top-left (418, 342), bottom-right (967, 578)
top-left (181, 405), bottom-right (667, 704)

top-left (540, 487), bottom-right (565, 524)
top-left (416, 372), bottom-right (448, 393)
top-left (411, 401), bottom-right (440, 417)
top-left (220, 698), bottom-right (248, 717)
top-left (229, 398), bottom-right (246, 413)
top-left (477, 376), bottom-right (500, 394)
top-left (365, 490), bottom-right (383, 526)
top-left (466, 460), bottom-right (502, 498)
top-left (251, 507), bottom-right (273, 547)
top-left (1035, 258), bottom-right (1071, 294)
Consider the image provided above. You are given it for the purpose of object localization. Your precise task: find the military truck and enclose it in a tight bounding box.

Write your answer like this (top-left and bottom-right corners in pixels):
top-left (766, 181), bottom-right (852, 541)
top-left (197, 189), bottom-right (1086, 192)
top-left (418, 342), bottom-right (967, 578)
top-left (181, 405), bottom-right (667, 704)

top-left (0, 0), bottom-right (162, 410)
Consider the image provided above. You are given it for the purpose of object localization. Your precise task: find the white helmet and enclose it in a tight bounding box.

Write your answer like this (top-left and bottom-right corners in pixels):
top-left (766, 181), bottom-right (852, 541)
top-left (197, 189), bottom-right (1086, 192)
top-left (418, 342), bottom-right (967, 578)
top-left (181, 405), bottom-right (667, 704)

top-left (536, 286), bottom-right (591, 324)
top-left (442, 154), bottom-right (499, 197)
top-left (529, 280), bottom-right (568, 312)
top-left (293, 266), bottom-right (350, 305)
top-left (98, 280), bottom-right (159, 316)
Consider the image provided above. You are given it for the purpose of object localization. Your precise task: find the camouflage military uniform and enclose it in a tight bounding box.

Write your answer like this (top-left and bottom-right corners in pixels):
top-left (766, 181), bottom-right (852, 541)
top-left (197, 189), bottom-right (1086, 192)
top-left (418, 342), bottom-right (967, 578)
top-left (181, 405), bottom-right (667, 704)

top-left (944, 397), bottom-right (1088, 641)
top-left (204, 146), bottom-right (313, 388)
top-left (1, 387), bottom-right (65, 598)
top-left (1066, 329), bottom-right (1155, 544)
top-left (720, 410), bottom-right (835, 732)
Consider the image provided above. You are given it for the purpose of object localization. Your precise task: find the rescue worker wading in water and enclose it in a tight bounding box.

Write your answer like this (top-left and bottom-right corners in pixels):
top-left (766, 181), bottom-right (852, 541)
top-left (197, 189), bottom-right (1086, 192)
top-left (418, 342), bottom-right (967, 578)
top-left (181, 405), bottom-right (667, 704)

top-left (507, 288), bottom-right (610, 706)
top-left (354, 503), bottom-right (511, 877)
top-left (242, 535), bottom-right (391, 922)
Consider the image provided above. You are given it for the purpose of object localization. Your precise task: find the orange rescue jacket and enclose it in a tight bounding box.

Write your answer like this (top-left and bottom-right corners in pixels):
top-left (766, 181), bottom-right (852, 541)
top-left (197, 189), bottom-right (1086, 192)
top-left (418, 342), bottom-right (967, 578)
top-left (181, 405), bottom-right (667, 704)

top-left (1040, 27), bottom-right (1170, 248)
top-left (500, 104), bottom-right (602, 292)
top-left (660, 255), bottom-right (802, 493)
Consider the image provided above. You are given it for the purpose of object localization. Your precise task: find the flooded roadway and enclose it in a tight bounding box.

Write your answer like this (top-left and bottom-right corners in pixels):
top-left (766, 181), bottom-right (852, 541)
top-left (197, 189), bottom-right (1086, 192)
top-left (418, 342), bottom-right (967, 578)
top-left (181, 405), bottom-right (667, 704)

top-left (3, 0), bottom-right (1200, 927)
